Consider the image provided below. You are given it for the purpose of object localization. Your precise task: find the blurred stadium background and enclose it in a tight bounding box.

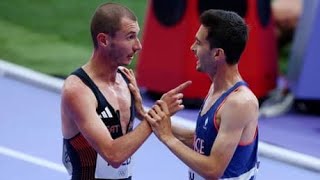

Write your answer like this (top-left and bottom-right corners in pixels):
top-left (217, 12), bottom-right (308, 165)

top-left (1, 0), bottom-right (320, 179)
top-left (0, 0), bottom-right (146, 77)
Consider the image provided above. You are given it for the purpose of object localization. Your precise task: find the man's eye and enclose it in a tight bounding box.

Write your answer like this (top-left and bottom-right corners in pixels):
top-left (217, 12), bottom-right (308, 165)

top-left (128, 35), bottom-right (135, 40)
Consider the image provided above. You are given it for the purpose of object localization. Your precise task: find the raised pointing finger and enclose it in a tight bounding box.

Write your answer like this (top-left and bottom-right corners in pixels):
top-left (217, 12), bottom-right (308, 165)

top-left (168, 81), bottom-right (192, 95)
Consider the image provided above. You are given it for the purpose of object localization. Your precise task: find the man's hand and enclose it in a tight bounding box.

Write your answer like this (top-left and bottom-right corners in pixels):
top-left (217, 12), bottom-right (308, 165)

top-left (145, 100), bottom-right (173, 143)
top-left (120, 67), bottom-right (145, 120)
top-left (161, 81), bottom-right (192, 116)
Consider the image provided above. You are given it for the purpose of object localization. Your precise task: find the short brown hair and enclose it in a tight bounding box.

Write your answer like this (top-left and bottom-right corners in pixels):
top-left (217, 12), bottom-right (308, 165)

top-left (90, 2), bottom-right (137, 48)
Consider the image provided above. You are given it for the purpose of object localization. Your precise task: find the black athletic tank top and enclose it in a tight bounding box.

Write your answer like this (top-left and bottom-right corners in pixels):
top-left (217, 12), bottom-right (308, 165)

top-left (62, 68), bottom-right (135, 180)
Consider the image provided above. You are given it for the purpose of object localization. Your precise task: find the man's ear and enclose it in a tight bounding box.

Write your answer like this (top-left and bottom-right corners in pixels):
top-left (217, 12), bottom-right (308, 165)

top-left (212, 48), bottom-right (225, 59)
top-left (97, 33), bottom-right (109, 47)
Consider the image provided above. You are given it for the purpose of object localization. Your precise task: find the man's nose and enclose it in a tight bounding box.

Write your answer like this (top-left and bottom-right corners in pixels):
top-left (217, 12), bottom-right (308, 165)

top-left (134, 38), bottom-right (142, 51)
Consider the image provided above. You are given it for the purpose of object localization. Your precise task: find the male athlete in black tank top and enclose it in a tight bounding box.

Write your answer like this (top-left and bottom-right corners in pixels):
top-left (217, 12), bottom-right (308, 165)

top-left (63, 68), bottom-right (135, 180)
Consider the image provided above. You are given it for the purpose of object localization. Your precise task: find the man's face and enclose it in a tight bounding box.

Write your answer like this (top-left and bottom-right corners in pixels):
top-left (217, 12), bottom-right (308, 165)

top-left (107, 17), bottom-right (142, 66)
top-left (190, 25), bottom-right (214, 73)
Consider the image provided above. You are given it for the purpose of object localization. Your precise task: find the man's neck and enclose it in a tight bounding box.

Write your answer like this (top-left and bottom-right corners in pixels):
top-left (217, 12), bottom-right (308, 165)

top-left (83, 55), bottom-right (119, 84)
top-left (211, 65), bottom-right (242, 92)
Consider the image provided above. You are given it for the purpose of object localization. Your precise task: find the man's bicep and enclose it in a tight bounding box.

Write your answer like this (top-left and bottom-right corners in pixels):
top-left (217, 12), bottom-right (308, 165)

top-left (208, 114), bottom-right (245, 173)
top-left (213, 106), bottom-right (247, 155)
top-left (63, 86), bottom-right (113, 150)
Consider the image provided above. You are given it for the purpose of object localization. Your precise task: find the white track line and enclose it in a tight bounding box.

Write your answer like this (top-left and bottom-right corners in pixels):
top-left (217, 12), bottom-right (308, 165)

top-left (0, 146), bottom-right (67, 173)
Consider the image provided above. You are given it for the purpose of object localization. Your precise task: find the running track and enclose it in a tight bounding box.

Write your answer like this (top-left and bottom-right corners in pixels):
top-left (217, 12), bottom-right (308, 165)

top-left (0, 61), bottom-right (319, 179)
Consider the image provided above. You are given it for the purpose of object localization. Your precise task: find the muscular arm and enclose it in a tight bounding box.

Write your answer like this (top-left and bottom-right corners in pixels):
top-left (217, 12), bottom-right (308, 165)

top-left (61, 77), bottom-right (151, 168)
top-left (171, 120), bottom-right (195, 148)
top-left (147, 97), bottom-right (258, 179)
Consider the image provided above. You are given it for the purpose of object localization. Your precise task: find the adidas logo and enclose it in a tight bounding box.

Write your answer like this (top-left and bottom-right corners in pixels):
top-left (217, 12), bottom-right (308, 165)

top-left (99, 107), bottom-right (113, 118)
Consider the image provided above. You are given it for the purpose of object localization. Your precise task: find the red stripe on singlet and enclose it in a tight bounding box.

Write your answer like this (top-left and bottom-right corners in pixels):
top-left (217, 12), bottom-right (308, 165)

top-left (70, 134), bottom-right (97, 180)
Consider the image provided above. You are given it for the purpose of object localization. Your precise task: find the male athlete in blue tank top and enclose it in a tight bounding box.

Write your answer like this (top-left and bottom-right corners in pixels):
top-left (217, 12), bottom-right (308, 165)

top-left (190, 81), bottom-right (259, 180)
top-left (143, 9), bottom-right (260, 180)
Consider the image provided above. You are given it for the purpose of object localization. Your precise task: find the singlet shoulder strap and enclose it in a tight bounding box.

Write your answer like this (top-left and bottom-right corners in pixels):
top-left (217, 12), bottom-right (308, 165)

top-left (212, 81), bottom-right (248, 110)
top-left (117, 68), bottom-right (136, 132)
top-left (225, 81), bottom-right (247, 95)
top-left (70, 68), bottom-right (107, 112)
top-left (117, 68), bottom-right (130, 84)
top-left (117, 68), bottom-right (134, 105)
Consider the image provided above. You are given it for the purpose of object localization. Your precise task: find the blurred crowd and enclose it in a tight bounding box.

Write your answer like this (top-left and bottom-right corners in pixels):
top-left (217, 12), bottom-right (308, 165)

top-left (272, 0), bottom-right (302, 48)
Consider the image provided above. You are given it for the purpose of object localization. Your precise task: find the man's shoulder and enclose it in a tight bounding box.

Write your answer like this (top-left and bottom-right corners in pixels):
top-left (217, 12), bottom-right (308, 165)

top-left (62, 75), bottom-right (90, 97)
top-left (220, 88), bottom-right (259, 126)
top-left (227, 87), bottom-right (259, 110)
top-left (63, 75), bottom-right (83, 89)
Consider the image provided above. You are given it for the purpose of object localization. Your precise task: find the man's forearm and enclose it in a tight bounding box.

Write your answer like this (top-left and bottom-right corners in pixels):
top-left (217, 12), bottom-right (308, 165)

top-left (171, 120), bottom-right (195, 148)
top-left (104, 120), bottom-right (152, 167)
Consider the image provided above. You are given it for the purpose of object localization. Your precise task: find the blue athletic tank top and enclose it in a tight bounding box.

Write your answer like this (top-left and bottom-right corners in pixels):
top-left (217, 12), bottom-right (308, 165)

top-left (190, 81), bottom-right (259, 180)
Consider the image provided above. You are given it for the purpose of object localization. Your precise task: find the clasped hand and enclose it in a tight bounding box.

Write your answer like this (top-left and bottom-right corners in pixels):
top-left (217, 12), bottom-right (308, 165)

top-left (121, 67), bottom-right (192, 140)
top-left (146, 81), bottom-right (191, 141)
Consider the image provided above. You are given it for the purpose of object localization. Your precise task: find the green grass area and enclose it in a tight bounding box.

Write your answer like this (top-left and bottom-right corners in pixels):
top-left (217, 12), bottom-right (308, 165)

top-left (0, 1), bottom-right (290, 77)
top-left (0, 0), bottom-right (147, 77)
